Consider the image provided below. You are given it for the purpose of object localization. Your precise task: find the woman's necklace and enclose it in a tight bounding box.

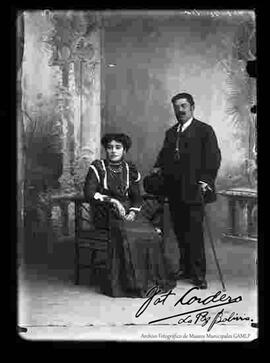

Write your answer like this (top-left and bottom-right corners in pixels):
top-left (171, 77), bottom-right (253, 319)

top-left (108, 161), bottom-right (123, 173)
top-left (107, 161), bottom-right (126, 194)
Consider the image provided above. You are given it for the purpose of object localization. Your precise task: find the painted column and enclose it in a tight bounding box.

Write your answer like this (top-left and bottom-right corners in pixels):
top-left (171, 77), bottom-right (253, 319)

top-left (43, 11), bottom-right (102, 191)
top-left (78, 20), bottom-right (101, 169)
top-left (70, 13), bottom-right (102, 190)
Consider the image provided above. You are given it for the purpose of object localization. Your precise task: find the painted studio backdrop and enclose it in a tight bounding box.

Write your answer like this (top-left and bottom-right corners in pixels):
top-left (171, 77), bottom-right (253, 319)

top-left (17, 10), bottom-right (257, 340)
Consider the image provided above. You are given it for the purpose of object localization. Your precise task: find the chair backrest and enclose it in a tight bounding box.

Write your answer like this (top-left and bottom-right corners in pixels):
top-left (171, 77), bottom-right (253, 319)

top-left (91, 201), bottom-right (112, 230)
top-left (74, 198), bottom-right (112, 237)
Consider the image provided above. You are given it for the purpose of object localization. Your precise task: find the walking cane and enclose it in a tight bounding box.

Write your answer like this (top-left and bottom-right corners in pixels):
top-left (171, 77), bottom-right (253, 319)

top-left (201, 189), bottom-right (226, 291)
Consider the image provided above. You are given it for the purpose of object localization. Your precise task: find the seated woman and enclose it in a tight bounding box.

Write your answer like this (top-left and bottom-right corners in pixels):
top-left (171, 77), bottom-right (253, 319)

top-left (84, 133), bottom-right (176, 298)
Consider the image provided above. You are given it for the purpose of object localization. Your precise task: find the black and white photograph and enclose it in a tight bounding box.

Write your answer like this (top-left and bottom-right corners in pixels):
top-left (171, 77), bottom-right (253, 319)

top-left (16, 9), bottom-right (258, 342)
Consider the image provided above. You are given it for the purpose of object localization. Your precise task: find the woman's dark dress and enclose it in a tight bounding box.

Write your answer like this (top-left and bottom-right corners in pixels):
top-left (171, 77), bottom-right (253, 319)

top-left (84, 159), bottom-right (176, 297)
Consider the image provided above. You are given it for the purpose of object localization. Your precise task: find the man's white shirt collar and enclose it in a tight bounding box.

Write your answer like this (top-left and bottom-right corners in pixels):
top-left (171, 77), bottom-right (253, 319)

top-left (177, 117), bottom-right (193, 132)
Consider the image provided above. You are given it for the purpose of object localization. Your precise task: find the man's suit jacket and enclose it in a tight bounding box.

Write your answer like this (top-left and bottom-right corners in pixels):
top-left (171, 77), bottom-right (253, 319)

top-left (154, 118), bottom-right (221, 204)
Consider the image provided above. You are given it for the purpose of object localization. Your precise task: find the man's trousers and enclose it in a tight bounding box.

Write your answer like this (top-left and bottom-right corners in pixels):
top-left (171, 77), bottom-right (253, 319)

top-left (168, 198), bottom-right (206, 281)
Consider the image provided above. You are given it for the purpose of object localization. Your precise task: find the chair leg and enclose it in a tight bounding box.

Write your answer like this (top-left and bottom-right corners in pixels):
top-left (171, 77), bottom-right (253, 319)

top-left (74, 243), bottom-right (79, 285)
top-left (89, 250), bottom-right (97, 286)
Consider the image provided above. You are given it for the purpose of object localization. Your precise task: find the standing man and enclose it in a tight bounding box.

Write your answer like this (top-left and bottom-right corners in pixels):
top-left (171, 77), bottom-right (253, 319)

top-left (153, 93), bottom-right (221, 289)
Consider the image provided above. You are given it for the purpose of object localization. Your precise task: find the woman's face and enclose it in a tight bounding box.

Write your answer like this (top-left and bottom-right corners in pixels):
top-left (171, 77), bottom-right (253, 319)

top-left (106, 140), bottom-right (125, 162)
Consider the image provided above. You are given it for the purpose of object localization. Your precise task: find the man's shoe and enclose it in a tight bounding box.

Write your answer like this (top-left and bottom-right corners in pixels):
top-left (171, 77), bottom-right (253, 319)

top-left (192, 279), bottom-right (208, 289)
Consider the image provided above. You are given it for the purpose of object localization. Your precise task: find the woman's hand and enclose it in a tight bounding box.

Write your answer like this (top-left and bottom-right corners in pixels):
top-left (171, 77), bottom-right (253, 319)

top-left (94, 192), bottom-right (109, 201)
top-left (124, 211), bottom-right (136, 222)
top-left (110, 198), bottom-right (126, 217)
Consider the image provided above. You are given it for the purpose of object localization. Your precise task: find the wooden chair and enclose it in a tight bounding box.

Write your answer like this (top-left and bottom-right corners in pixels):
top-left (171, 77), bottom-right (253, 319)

top-left (74, 197), bottom-right (112, 285)
top-left (74, 195), bottom-right (170, 286)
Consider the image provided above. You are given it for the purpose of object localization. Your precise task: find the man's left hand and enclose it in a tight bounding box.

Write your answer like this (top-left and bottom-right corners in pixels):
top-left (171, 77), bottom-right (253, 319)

top-left (198, 181), bottom-right (212, 193)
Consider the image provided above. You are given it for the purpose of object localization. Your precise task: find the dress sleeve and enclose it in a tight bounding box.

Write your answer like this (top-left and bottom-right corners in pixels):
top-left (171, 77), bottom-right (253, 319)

top-left (83, 163), bottom-right (100, 201)
top-left (128, 162), bottom-right (143, 213)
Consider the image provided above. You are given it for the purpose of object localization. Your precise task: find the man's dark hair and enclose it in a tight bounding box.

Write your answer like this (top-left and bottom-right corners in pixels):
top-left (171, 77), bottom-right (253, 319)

top-left (101, 133), bottom-right (132, 151)
top-left (171, 93), bottom-right (195, 106)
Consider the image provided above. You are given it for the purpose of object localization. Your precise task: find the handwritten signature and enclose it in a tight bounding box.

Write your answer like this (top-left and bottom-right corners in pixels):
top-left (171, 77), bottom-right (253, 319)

top-left (135, 285), bottom-right (250, 331)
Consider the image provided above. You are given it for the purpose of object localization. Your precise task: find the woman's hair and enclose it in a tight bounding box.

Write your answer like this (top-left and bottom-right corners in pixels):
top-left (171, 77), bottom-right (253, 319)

top-left (101, 133), bottom-right (132, 151)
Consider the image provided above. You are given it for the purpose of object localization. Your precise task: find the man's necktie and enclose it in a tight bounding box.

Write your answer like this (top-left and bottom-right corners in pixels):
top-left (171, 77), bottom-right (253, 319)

top-left (175, 123), bottom-right (183, 161)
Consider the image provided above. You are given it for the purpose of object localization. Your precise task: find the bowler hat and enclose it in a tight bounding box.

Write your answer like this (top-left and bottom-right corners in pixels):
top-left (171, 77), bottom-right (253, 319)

top-left (143, 173), bottom-right (166, 196)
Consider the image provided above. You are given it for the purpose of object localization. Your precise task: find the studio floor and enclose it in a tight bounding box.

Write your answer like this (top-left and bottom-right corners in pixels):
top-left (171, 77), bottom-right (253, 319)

top-left (18, 227), bottom-right (258, 342)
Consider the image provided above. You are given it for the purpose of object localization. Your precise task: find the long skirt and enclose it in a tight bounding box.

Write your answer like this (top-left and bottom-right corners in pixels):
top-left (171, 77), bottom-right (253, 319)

top-left (99, 212), bottom-right (176, 298)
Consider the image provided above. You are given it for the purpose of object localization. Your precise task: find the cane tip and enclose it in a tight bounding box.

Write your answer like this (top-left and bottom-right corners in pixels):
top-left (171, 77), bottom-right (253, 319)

top-left (222, 288), bottom-right (226, 292)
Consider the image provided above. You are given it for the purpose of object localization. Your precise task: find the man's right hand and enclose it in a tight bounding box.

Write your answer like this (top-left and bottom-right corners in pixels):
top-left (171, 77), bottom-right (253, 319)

top-left (152, 167), bottom-right (161, 175)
